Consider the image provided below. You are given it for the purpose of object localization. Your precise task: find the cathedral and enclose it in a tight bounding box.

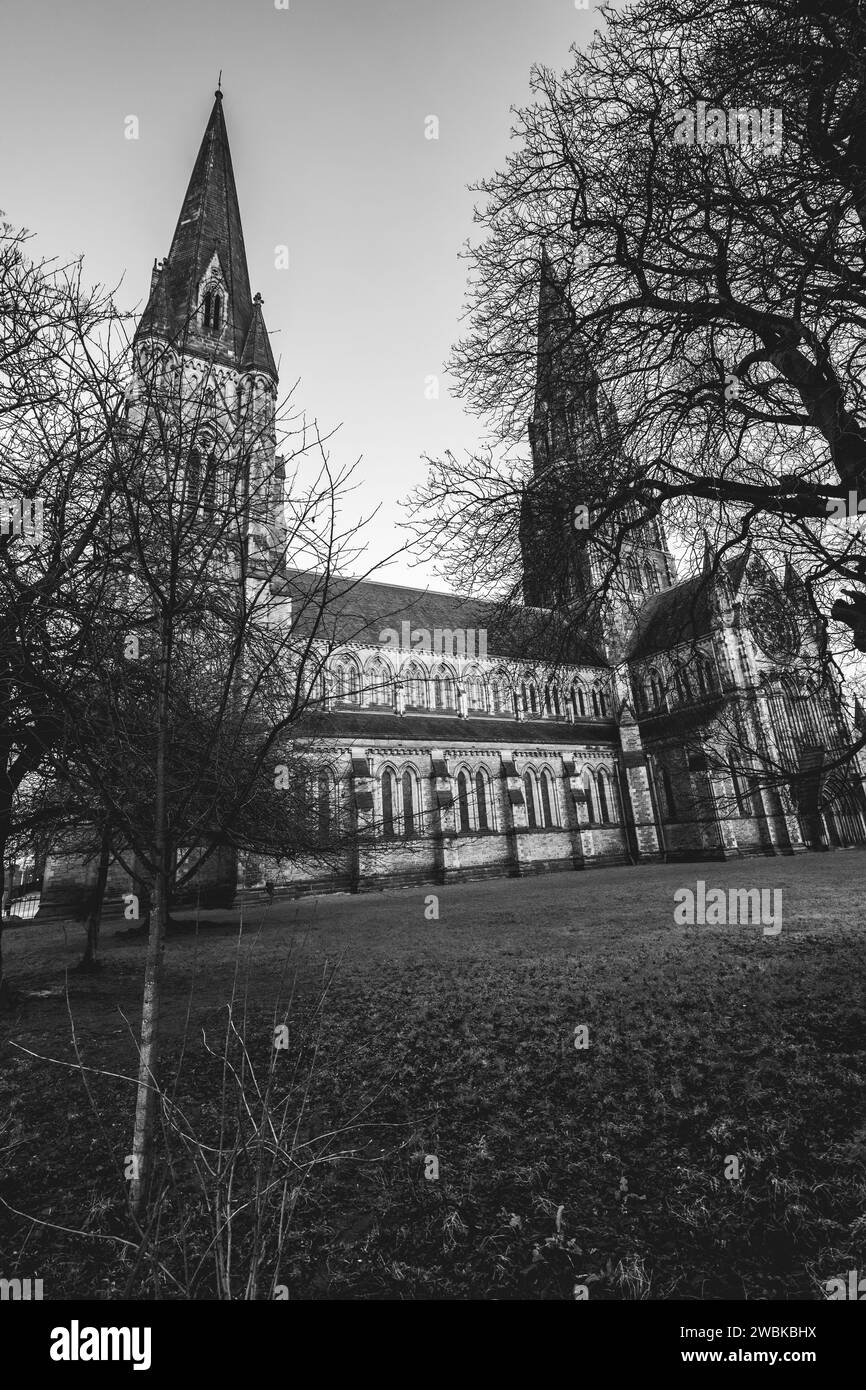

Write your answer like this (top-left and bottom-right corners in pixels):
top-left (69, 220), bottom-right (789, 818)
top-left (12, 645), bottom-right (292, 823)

top-left (29, 90), bottom-right (866, 920)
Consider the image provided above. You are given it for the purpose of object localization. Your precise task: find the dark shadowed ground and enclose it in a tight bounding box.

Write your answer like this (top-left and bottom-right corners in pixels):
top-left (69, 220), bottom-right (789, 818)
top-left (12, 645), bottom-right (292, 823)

top-left (1, 852), bottom-right (864, 1299)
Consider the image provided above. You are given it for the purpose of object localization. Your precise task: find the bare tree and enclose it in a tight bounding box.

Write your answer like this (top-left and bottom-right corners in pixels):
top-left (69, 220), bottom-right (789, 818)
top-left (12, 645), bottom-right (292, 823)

top-left (409, 0), bottom-right (866, 689)
top-left (38, 329), bottom-right (398, 1214)
top-left (0, 219), bottom-right (131, 1006)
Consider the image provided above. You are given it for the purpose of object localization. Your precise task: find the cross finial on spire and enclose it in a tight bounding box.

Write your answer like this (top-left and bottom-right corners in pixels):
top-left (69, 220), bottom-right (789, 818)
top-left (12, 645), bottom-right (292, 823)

top-left (216, 70), bottom-right (223, 99)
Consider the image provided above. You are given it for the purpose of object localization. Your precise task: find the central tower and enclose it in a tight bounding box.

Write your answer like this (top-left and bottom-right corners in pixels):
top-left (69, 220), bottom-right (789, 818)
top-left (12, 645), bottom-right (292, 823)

top-left (520, 247), bottom-right (676, 660)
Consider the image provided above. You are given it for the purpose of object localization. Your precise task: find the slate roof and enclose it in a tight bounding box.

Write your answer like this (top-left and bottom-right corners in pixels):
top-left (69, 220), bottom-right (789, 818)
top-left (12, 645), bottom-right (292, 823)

top-left (625, 574), bottom-right (714, 660)
top-left (626, 551), bottom-right (751, 661)
top-left (283, 571), bottom-right (608, 667)
top-left (293, 710), bottom-right (619, 747)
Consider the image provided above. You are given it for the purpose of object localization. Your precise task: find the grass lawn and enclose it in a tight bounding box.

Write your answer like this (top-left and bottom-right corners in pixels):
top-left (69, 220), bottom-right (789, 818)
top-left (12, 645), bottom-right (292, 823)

top-left (1, 851), bottom-right (865, 1300)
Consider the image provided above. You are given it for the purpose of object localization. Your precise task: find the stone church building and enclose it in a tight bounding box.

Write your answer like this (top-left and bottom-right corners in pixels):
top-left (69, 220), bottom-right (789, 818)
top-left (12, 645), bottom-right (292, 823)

top-left (30, 91), bottom-right (866, 918)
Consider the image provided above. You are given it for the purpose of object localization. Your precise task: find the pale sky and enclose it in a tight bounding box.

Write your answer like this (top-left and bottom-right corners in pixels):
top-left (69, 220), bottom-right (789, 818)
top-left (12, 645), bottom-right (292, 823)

top-left (0, 0), bottom-right (600, 588)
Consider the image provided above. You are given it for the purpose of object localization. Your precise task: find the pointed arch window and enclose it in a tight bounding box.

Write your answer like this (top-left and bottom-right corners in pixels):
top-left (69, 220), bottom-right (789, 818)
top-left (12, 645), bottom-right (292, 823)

top-left (318, 770), bottom-right (333, 840)
top-left (382, 770), bottom-right (397, 838)
top-left (524, 772), bottom-right (538, 828)
top-left (203, 289), bottom-right (222, 334)
top-left (369, 657), bottom-right (392, 706)
top-left (597, 770), bottom-right (610, 822)
top-left (540, 769), bottom-right (557, 827)
top-left (583, 769), bottom-right (597, 824)
top-left (605, 770), bottom-right (621, 823)
top-left (404, 664), bottom-right (427, 708)
top-left (402, 770), bottom-right (416, 838)
top-left (591, 689), bottom-right (600, 717)
top-left (333, 660), bottom-right (360, 706)
top-left (476, 770), bottom-right (490, 830)
top-left (185, 447), bottom-right (201, 511)
top-left (661, 767), bottom-right (677, 821)
top-left (543, 682), bottom-right (561, 718)
top-left (457, 771), bottom-right (471, 832)
top-left (201, 443), bottom-right (218, 512)
top-left (466, 674), bottom-right (487, 712)
top-left (645, 560), bottom-right (660, 593)
top-left (729, 754), bottom-right (752, 816)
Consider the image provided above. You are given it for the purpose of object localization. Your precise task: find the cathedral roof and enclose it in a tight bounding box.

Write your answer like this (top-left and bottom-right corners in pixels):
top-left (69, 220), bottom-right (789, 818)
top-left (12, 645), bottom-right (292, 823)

top-left (625, 573), bottom-right (715, 660)
top-left (283, 572), bottom-right (608, 667)
top-left (625, 549), bottom-right (752, 660)
top-left (136, 90), bottom-right (272, 373)
top-left (295, 709), bottom-right (618, 746)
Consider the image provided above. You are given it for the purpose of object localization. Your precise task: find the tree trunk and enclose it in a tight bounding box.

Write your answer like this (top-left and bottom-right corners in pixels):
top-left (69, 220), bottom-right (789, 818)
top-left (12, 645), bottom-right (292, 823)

top-left (0, 815), bottom-right (12, 1011)
top-left (1, 858), bottom-right (12, 917)
top-left (0, 928), bottom-right (8, 1013)
top-left (0, 919), bottom-right (7, 1012)
top-left (80, 822), bottom-right (111, 971)
top-left (129, 617), bottom-right (172, 1218)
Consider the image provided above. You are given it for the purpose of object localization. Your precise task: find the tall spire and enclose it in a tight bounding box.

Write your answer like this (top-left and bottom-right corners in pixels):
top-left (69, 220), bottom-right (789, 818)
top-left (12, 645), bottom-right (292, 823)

top-left (136, 88), bottom-right (258, 368)
top-left (529, 243), bottom-right (614, 475)
top-left (521, 243), bottom-right (673, 625)
top-left (535, 243), bottom-right (597, 410)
